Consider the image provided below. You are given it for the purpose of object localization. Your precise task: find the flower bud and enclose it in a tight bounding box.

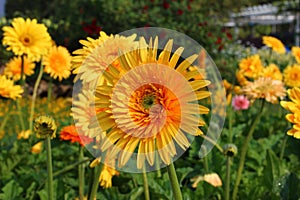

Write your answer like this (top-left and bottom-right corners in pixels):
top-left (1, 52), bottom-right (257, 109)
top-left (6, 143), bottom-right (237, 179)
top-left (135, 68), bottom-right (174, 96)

top-left (34, 115), bottom-right (57, 139)
top-left (223, 143), bottom-right (238, 157)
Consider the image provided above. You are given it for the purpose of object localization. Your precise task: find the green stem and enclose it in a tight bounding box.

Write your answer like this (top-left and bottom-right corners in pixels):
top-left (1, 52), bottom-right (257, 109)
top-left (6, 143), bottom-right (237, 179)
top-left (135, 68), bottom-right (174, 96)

top-left (166, 163), bottom-right (182, 200)
top-left (16, 100), bottom-right (25, 130)
top-left (88, 164), bottom-right (102, 200)
top-left (47, 78), bottom-right (52, 112)
top-left (199, 134), bottom-right (224, 153)
top-left (202, 146), bottom-right (209, 173)
top-left (155, 152), bottom-right (162, 178)
top-left (79, 146), bottom-right (85, 200)
top-left (0, 109), bottom-right (12, 132)
top-left (232, 101), bottom-right (265, 200)
top-left (224, 157), bottom-right (231, 200)
top-left (29, 63), bottom-right (44, 134)
top-left (228, 100), bottom-right (234, 143)
top-left (45, 136), bottom-right (53, 200)
top-left (142, 167), bottom-right (150, 200)
top-left (280, 135), bottom-right (288, 160)
top-left (20, 55), bottom-right (25, 88)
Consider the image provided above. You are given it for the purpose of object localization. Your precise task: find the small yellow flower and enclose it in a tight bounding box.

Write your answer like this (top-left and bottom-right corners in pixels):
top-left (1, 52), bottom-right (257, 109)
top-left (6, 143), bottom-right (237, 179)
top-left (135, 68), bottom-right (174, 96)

top-left (262, 36), bottom-right (286, 54)
top-left (43, 46), bottom-right (72, 81)
top-left (239, 55), bottom-right (263, 79)
top-left (4, 56), bottom-right (35, 81)
top-left (2, 17), bottom-right (52, 61)
top-left (236, 70), bottom-right (249, 86)
top-left (292, 46), bottom-right (300, 64)
top-left (31, 141), bottom-right (43, 154)
top-left (89, 157), bottom-right (101, 168)
top-left (283, 64), bottom-right (300, 87)
top-left (0, 75), bottom-right (23, 100)
top-left (17, 130), bottom-right (32, 140)
top-left (262, 63), bottom-right (283, 81)
top-left (99, 165), bottom-right (119, 188)
top-left (34, 115), bottom-right (57, 139)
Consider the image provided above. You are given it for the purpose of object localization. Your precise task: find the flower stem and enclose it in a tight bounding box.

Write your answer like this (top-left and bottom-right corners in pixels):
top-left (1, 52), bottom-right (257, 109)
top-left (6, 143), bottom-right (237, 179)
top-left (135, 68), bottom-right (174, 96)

top-left (224, 157), bottom-right (231, 200)
top-left (47, 78), bottom-right (52, 112)
top-left (29, 63), bottom-right (44, 134)
top-left (166, 163), bottom-right (182, 200)
top-left (88, 164), bottom-right (101, 200)
top-left (142, 167), bottom-right (150, 200)
top-left (16, 100), bottom-right (25, 130)
top-left (79, 146), bottom-right (85, 200)
top-left (45, 136), bottom-right (53, 200)
top-left (20, 55), bottom-right (25, 89)
top-left (232, 101), bottom-right (264, 200)
top-left (280, 135), bottom-right (288, 160)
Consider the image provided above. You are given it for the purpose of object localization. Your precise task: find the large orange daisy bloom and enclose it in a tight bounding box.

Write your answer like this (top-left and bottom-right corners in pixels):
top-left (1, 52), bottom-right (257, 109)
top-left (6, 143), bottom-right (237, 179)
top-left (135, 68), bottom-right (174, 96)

top-left (83, 37), bottom-right (211, 169)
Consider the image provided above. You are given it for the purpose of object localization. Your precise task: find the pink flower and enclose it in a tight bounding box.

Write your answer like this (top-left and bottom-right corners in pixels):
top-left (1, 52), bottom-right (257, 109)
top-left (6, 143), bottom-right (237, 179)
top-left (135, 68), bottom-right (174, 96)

top-left (232, 95), bottom-right (250, 111)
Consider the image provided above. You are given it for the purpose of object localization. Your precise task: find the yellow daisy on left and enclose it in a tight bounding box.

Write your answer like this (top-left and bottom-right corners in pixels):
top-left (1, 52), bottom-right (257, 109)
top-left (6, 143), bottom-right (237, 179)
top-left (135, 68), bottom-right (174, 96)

top-left (0, 75), bottom-right (23, 100)
top-left (4, 56), bottom-right (35, 81)
top-left (2, 18), bottom-right (52, 62)
top-left (43, 46), bottom-right (72, 81)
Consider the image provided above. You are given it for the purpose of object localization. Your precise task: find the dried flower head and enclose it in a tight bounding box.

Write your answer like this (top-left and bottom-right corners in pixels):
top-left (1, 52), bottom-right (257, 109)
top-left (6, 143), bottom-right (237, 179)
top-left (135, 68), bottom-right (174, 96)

top-left (34, 115), bottom-right (57, 139)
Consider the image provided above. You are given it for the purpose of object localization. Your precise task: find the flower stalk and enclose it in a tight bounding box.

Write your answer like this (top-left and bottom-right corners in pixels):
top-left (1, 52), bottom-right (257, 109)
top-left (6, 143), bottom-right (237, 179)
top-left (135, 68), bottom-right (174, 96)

top-left (45, 136), bottom-right (53, 200)
top-left (142, 167), bottom-right (150, 200)
top-left (88, 164), bottom-right (102, 200)
top-left (79, 146), bottom-right (85, 200)
top-left (232, 100), bottom-right (265, 200)
top-left (29, 63), bottom-right (44, 133)
top-left (166, 163), bottom-right (182, 200)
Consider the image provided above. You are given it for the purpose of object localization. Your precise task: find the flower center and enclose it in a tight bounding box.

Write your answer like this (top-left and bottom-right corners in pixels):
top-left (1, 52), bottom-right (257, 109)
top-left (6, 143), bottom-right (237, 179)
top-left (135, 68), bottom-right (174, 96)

top-left (21, 35), bottom-right (32, 46)
top-left (142, 94), bottom-right (156, 109)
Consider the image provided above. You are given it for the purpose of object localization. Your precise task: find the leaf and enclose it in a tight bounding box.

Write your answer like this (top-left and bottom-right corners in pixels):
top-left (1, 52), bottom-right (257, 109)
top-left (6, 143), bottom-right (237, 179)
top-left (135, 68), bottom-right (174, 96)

top-left (262, 149), bottom-right (282, 189)
top-left (0, 180), bottom-right (23, 200)
top-left (279, 173), bottom-right (300, 200)
top-left (129, 187), bottom-right (144, 200)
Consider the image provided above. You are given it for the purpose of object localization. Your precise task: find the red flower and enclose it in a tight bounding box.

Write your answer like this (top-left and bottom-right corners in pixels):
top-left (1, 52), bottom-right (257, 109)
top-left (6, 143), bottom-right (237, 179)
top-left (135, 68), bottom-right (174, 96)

top-left (163, 1), bottom-right (170, 9)
top-left (82, 19), bottom-right (102, 35)
top-left (60, 125), bottom-right (93, 146)
top-left (215, 37), bottom-right (222, 44)
top-left (226, 32), bottom-right (233, 40)
top-left (177, 9), bottom-right (184, 15)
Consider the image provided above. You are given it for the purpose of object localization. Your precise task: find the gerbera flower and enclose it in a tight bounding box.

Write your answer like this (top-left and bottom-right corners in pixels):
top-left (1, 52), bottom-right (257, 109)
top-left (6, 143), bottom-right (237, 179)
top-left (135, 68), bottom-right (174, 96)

top-left (72, 31), bottom-right (112, 74)
top-left (0, 75), bottom-right (23, 100)
top-left (60, 125), bottom-right (93, 146)
top-left (262, 36), bottom-right (286, 54)
top-left (232, 95), bottom-right (250, 111)
top-left (292, 46), bottom-right (300, 63)
top-left (86, 37), bottom-right (210, 169)
top-left (242, 77), bottom-right (286, 104)
top-left (236, 70), bottom-right (249, 86)
top-left (43, 46), bottom-right (72, 81)
top-left (281, 87), bottom-right (300, 138)
top-left (2, 18), bottom-right (52, 61)
top-left (4, 56), bottom-right (35, 81)
top-left (239, 55), bottom-right (263, 79)
top-left (75, 33), bottom-right (139, 86)
top-left (34, 115), bottom-right (57, 139)
top-left (283, 64), bottom-right (300, 87)
top-left (99, 164), bottom-right (119, 188)
top-left (262, 63), bottom-right (282, 81)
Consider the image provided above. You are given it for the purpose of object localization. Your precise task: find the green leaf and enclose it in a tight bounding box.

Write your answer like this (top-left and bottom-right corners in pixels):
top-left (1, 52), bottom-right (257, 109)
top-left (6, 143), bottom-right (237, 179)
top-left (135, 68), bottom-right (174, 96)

top-left (0, 180), bottom-right (23, 200)
top-left (262, 149), bottom-right (282, 189)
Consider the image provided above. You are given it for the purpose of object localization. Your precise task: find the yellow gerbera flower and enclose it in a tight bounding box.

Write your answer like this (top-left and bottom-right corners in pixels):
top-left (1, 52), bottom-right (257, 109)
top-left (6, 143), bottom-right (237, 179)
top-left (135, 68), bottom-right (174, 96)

top-left (292, 46), bottom-right (300, 63)
top-left (283, 64), bottom-right (300, 87)
top-left (75, 33), bottom-right (138, 86)
top-left (242, 77), bottom-right (286, 104)
top-left (262, 36), bottom-right (286, 54)
top-left (87, 37), bottom-right (210, 169)
top-left (239, 55), bottom-right (263, 79)
top-left (281, 87), bottom-right (300, 138)
top-left (72, 31), bottom-right (112, 74)
top-left (43, 46), bottom-right (72, 81)
top-left (0, 75), bottom-right (23, 100)
top-left (4, 56), bottom-right (35, 81)
top-left (236, 70), bottom-right (249, 86)
top-left (2, 17), bottom-right (52, 62)
top-left (262, 63), bottom-right (283, 81)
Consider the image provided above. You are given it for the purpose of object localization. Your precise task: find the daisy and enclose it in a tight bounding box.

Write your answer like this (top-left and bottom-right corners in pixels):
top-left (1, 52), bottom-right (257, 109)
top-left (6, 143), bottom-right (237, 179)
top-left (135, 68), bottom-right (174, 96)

top-left (4, 56), bottom-right (35, 81)
top-left (2, 18), bottom-right (52, 61)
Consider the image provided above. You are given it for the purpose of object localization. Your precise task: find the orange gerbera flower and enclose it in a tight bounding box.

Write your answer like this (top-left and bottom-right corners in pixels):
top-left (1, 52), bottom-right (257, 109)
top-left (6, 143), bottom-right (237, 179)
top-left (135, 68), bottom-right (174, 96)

top-left (60, 125), bottom-right (93, 146)
top-left (281, 87), bottom-right (300, 138)
top-left (239, 55), bottom-right (263, 79)
top-left (283, 64), bottom-right (300, 87)
top-left (262, 36), bottom-right (286, 54)
top-left (292, 46), bottom-right (300, 64)
top-left (5, 56), bottom-right (35, 81)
